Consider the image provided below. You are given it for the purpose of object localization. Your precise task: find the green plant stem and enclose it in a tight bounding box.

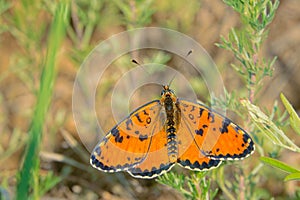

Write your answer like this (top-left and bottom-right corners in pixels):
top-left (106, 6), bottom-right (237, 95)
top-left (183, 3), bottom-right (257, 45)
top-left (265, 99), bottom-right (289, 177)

top-left (217, 167), bottom-right (235, 200)
top-left (16, 2), bottom-right (69, 199)
top-left (218, 0), bottom-right (280, 199)
top-left (248, 72), bottom-right (256, 103)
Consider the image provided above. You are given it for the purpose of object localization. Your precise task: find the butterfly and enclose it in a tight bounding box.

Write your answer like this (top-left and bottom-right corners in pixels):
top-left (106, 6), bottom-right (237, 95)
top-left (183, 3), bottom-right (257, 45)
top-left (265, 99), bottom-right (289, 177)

top-left (90, 85), bottom-right (255, 179)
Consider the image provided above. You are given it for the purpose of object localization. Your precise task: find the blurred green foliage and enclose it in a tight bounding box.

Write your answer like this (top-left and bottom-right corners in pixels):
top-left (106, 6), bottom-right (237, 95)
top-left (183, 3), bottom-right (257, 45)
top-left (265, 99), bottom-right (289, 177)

top-left (0, 0), bottom-right (299, 199)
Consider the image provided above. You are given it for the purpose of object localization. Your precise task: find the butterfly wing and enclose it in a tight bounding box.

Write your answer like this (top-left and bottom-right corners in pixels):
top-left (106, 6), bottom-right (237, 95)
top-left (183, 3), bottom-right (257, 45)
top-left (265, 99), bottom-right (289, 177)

top-left (90, 100), bottom-right (164, 173)
top-left (177, 111), bottom-right (222, 171)
top-left (177, 136), bottom-right (222, 171)
top-left (178, 100), bottom-right (254, 161)
top-left (127, 129), bottom-right (175, 179)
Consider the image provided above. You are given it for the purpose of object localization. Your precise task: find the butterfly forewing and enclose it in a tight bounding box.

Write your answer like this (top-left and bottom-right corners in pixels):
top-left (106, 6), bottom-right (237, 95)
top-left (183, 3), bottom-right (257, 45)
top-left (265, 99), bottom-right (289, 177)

top-left (90, 100), bottom-right (164, 172)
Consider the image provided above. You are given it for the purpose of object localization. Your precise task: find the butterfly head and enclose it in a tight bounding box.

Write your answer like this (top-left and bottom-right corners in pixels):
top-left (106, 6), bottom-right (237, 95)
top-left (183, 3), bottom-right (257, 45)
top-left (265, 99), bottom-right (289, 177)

top-left (160, 85), bottom-right (177, 103)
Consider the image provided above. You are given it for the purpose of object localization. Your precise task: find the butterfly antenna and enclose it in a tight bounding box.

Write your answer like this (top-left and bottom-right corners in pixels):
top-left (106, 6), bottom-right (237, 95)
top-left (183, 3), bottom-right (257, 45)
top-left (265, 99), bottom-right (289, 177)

top-left (131, 59), bottom-right (151, 76)
top-left (187, 49), bottom-right (193, 57)
top-left (131, 59), bottom-right (140, 65)
top-left (167, 73), bottom-right (177, 88)
top-left (166, 50), bottom-right (193, 87)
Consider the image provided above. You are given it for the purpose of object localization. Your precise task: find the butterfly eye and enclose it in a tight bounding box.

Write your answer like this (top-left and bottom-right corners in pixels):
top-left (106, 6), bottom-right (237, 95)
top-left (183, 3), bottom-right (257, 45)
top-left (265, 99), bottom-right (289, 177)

top-left (161, 90), bottom-right (165, 96)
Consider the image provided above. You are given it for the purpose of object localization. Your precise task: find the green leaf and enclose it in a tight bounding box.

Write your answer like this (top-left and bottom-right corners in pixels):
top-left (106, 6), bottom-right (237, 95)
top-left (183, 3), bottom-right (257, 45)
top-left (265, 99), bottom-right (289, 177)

top-left (284, 172), bottom-right (300, 181)
top-left (241, 99), bottom-right (300, 152)
top-left (280, 93), bottom-right (300, 135)
top-left (16, 2), bottom-right (69, 199)
top-left (260, 157), bottom-right (299, 174)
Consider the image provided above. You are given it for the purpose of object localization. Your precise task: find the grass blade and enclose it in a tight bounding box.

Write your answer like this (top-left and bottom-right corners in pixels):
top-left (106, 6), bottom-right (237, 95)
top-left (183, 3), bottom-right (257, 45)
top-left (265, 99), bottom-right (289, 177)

top-left (284, 172), bottom-right (300, 181)
top-left (260, 157), bottom-right (299, 174)
top-left (280, 93), bottom-right (300, 135)
top-left (16, 2), bottom-right (69, 199)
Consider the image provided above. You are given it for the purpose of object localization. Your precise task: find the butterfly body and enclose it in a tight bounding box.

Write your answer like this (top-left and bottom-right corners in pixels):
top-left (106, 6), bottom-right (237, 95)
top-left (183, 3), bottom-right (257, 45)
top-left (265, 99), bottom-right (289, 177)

top-left (160, 85), bottom-right (181, 163)
top-left (90, 85), bottom-right (255, 179)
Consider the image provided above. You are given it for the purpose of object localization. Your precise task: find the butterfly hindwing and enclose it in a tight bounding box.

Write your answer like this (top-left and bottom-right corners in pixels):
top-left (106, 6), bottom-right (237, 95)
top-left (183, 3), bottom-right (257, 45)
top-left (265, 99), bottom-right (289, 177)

top-left (177, 115), bottom-right (222, 171)
top-left (127, 130), bottom-right (175, 179)
top-left (90, 100), bottom-right (164, 172)
top-left (177, 137), bottom-right (222, 171)
top-left (179, 100), bottom-right (255, 161)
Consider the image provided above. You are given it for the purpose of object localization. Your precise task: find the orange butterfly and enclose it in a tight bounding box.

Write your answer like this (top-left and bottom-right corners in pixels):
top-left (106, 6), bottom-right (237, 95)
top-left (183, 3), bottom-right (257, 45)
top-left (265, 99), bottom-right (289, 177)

top-left (90, 85), bottom-right (255, 179)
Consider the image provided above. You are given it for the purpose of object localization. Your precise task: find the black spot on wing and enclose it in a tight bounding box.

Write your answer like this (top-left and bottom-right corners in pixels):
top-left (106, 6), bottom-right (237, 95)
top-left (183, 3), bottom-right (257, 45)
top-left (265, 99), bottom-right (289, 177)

top-left (207, 111), bottom-right (215, 123)
top-left (199, 108), bottom-right (204, 117)
top-left (115, 135), bottom-right (123, 143)
top-left (195, 128), bottom-right (204, 136)
top-left (111, 127), bottom-right (119, 136)
top-left (219, 118), bottom-right (231, 134)
top-left (139, 134), bottom-right (148, 142)
top-left (135, 113), bottom-right (143, 123)
top-left (111, 127), bottom-right (123, 143)
top-left (190, 105), bottom-right (195, 112)
top-left (126, 119), bottom-right (133, 130)
top-left (143, 109), bottom-right (149, 115)
top-left (196, 124), bottom-right (208, 136)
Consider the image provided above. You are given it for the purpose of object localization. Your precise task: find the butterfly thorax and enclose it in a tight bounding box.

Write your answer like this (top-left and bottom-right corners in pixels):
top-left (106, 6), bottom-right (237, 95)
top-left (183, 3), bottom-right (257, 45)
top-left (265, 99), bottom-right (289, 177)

top-left (160, 85), bottom-right (181, 163)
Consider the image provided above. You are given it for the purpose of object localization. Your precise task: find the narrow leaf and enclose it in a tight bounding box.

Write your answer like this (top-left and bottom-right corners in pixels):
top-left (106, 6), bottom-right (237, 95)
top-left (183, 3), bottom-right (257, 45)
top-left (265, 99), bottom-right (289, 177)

top-left (284, 172), bottom-right (300, 181)
top-left (241, 99), bottom-right (300, 152)
top-left (16, 2), bottom-right (69, 199)
top-left (280, 93), bottom-right (300, 135)
top-left (260, 157), bottom-right (299, 173)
